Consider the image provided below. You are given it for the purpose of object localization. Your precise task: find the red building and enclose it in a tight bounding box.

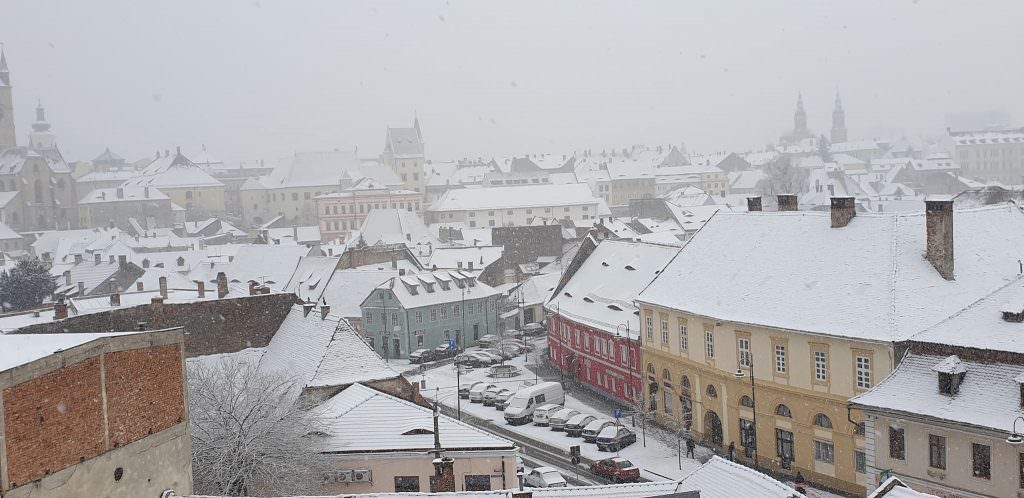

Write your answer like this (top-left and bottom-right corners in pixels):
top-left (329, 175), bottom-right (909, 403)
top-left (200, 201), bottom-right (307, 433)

top-left (544, 239), bottom-right (678, 406)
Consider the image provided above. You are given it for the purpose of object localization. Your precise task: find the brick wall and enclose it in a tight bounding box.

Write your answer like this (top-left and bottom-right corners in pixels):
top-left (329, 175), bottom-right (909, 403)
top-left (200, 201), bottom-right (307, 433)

top-left (13, 292), bottom-right (297, 358)
top-left (2, 358), bottom-right (106, 487)
top-left (2, 338), bottom-right (187, 490)
top-left (104, 345), bottom-right (186, 447)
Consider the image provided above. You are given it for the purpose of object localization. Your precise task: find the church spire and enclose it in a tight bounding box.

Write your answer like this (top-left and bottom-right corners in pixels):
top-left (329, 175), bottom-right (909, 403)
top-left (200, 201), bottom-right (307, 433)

top-left (793, 92), bottom-right (808, 136)
top-left (0, 44), bottom-right (10, 87)
top-left (831, 90), bottom-right (847, 143)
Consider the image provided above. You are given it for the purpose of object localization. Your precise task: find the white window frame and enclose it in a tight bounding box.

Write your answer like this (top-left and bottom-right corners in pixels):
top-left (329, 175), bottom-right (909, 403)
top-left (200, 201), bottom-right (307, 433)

top-left (775, 345), bottom-right (787, 374)
top-left (814, 351), bottom-right (828, 382)
top-left (679, 324), bottom-right (688, 351)
top-left (661, 320), bottom-right (669, 344)
top-left (705, 330), bottom-right (715, 359)
top-left (856, 356), bottom-right (871, 389)
top-left (738, 338), bottom-right (751, 368)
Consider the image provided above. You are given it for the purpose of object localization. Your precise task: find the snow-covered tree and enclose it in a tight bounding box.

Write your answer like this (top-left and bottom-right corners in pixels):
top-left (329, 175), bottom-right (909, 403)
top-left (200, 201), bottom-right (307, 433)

top-left (756, 155), bottom-right (808, 197)
top-left (0, 257), bottom-right (57, 311)
top-left (188, 359), bottom-right (331, 496)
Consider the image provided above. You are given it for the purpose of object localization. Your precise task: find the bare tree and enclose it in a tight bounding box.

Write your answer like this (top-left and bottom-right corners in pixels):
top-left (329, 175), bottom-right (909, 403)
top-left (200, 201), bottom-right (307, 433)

top-left (188, 359), bottom-right (331, 496)
top-left (756, 155), bottom-right (809, 197)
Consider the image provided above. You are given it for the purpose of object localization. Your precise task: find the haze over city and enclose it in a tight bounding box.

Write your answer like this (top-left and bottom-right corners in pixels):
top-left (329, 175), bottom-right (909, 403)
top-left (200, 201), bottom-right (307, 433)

top-left (1, 0), bottom-right (1022, 163)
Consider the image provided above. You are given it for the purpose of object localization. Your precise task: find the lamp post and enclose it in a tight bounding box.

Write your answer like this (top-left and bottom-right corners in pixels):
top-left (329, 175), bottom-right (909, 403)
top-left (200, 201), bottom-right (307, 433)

top-left (1007, 416), bottom-right (1024, 445)
top-left (734, 352), bottom-right (758, 468)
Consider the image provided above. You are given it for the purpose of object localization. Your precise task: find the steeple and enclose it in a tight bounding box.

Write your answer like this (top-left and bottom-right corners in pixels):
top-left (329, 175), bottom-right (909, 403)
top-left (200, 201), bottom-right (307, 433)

top-left (0, 45), bottom-right (10, 87)
top-left (831, 91), bottom-right (848, 143)
top-left (793, 92), bottom-right (808, 137)
top-left (0, 44), bottom-right (15, 150)
top-left (29, 101), bottom-right (56, 150)
top-left (414, 111), bottom-right (422, 141)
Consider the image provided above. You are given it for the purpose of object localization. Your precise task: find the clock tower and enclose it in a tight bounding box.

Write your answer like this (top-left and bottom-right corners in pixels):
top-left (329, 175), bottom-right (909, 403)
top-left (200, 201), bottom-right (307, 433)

top-left (0, 46), bottom-right (16, 151)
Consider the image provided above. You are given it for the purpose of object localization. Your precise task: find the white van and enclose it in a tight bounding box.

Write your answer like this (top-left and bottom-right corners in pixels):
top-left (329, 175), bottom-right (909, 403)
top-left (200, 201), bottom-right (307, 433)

top-left (503, 382), bottom-right (565, 425)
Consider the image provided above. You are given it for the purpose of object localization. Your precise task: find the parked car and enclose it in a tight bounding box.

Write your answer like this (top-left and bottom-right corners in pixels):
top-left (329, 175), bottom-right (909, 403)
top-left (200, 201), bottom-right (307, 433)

top-left (532, 403), bottom-right (565, 426)
top-left (500, 343), bottom-right (524, 357)
top-left (473, 350), bottom-right (503, 364)
top-left (548, 408), bottom-right (581, 431)
top-left (469, 383), bottom-right (496, 403)
top-left (482, 385), bottom-right (504, 406)
top-left (456, 352), bottom-right (493, 367)
top-left (564, 414), bottom-right (598, 437)
top-left (476, 334), bottom-right (499, 347)
top-left (524, 467), bottom-right (567, 488)
top-left (504, 382), bottom-right (564, 425)
top-left (493, 388), bottom-right (514, 409)
top-left (590, 457), bottom-right (641, 483)
top-left (408, 348), bottom-right (434, 364)
top-left (482, 348), bottom-right (513, 361)
top-left (459, 381), bottom-right (486, 399)
top-left (523, 322), bottom-right (545, 336)
top-left (596, 426), bottom-right (637, 452)
top-left (581, 419), bottom-right (616, 442)
top-left (434, 344), bottom-right (455, 358)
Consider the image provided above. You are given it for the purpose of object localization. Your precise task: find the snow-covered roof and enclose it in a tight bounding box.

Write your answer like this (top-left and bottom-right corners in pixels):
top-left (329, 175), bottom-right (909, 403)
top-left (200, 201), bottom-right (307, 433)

top-left (357, 209), bottom-right (439, 247)
top-left (515, 271), bottom-right (561, 307)
top-left (258, 151), bottom-right (401, 190)
top-left (122, 151), bottom-right (223, 189)
top-left (910, 278), bottom-right (1024, 354)
top-left (430, 184), bottom-right (600, 212)
top-left (194, 244), bottom-right (309, 289)
top-left (265, 226), bottom-right (322, 245)
top-left (426, 245), bottom-right (503, 271)
top-left (659, 185), bottom-right (715, 207)
top-left (547, 239), bottom-right (679, 336)
top-left (868, 476), bottom-right (942, 498)
top-left (319, 269), bottom-right (400, 318)
top-left (676, 456), bottom-right (800, 498)
top-left (78, 186), bottom-right (169, 204)
top-left (0, 332), bottom-right (142, 372)
top-left (929, 355), bottom-right (967, 375)
top-left (951, 128), bottom-right (1024, 146)
top-left (638, 204), bottom-right (1024, 343)
top-left (385, 126), bottom-right (424, 158)
top-left (259, 304), bottom-right (399, 391)
top-left (0, 222), bottom-right (21, 241)
top-left (369, 270), bottom-right (501, 310)
top-left (315, 383), bottom-right (513, 453)
top-left (282, 256), bottom-right (340, 302)
top-left (727, 170), bottom-right (765, 191)
top-left (850, 352), bottom-right (1024, 434)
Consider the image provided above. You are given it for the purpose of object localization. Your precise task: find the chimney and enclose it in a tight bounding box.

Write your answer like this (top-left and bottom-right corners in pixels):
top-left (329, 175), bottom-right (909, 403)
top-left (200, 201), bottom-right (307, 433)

top-left (118, 254), bottom-right (127, 269)
top-left (77, 281), bottom-right (85, 295)
top-left (116, 187), bottom-right (124, 199)
top-left (746, 196), bottom-right (762, 212)
top-left (391, 251), bottom-right (398, 269)
top-left (320, 304), bottom-right (331, 319)
top-left (248, 280), bottom-right (258, 296)
top-left (925, 198), bottom-right (954, 280)
top-left (399, 268), bottom-right (406, 276)
top-left (144, 186), bottom-right (150, 198)
top-left (216, 271), bottom-right (229, 298)
top-left (150, 296), bottom-right (165, 327)
top-left (777, 194), bottom-right (798, 212)
top-left (109, 255), bottom-right (116, 264)
top-left (830, 197), bottom-right (856, 228)
top-left (136, 281), bottom-right (144, 291)
top-left (95, 252), bottom-right (102, 265)
top-left (63, 270), bottom-right (71, 286)
top-left (302, 300), bottom-right (315, 317)
top-left (54, 298), bottom-right (68, 320)
top-left (197, 280), bottom-right (206, 298)
top-left (261, 286), bottom-right (271, 295)
top-left (159, 276), bottom-right (168, 298)
top-left (110, 291), bottom-right (121, 307)
top-left (292, 225), bottom-right (298, 240)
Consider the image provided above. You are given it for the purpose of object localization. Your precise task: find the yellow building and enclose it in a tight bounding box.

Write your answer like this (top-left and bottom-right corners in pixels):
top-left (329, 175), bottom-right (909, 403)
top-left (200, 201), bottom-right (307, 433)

top-left (635, 196), bottom-right (1024, 496)
top-left (121, 148), bottom-right (226, 216)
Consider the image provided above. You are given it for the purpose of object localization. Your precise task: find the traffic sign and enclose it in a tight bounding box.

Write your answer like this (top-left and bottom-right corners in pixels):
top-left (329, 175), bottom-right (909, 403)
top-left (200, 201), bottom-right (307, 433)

top-left (449, 339), bottom-right (457, 351)
top-left (419, 363), bottom-right (427, 373)
top-left (614, 408), bottom-right (622, 419)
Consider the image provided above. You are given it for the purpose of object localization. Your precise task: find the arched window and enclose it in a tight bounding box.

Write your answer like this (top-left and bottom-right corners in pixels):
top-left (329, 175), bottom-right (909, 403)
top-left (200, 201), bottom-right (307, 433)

top-left (680, 375), bottom-right (691, 393)
top-left (647, 363), bottom-right (655, 376)
top-left (776, 404), bottom-right (792, 418)
top-left (740, 395), bottom-right (754, 408)
top-left (176, 256), bottom-right (185, 267)
top-left (142, 259), bottom-right (150, 269)
top-left (706, 384), bottom-right (717, 398)
top-left (662, 369), bottom-right (672, 383)
top-left (814, 413), bottom-right (833, 429)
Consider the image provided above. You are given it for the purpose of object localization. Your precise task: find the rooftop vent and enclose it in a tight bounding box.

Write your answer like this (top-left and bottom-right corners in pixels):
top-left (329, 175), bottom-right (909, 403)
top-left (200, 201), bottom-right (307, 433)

top-left (625, 265), bottom-right (636, 271)
top-left (583, 297), bottom-right (594, 303)
top-left (607, 304), bottom-right (622, 311)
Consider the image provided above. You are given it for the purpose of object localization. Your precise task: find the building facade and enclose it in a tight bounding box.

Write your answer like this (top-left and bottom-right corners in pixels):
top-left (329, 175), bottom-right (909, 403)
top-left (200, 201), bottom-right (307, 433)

top-left (316, 178), bottom-right (422, 243)
top-left (360, 270), bottom-right (504, 358)
top-left (77, 186), bottom-right (174, 229)
top-left (951, 127), bottom-right (1024, 185)
top-left (427, 183), bottom-right (603, 227)
top-left (381, 118), bottom-right (427, 195)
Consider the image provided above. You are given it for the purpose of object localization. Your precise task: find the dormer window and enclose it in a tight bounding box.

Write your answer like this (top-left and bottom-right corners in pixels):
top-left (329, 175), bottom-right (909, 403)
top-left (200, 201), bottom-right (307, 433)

top-left (931, 355), bottom-right (967, 396)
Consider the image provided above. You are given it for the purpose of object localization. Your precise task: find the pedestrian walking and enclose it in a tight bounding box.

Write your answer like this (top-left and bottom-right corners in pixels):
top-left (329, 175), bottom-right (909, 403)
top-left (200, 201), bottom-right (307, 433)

top-left (685, 437), bottom-right (695, 458)
top-left (727, 441), bottom-right (736, 461)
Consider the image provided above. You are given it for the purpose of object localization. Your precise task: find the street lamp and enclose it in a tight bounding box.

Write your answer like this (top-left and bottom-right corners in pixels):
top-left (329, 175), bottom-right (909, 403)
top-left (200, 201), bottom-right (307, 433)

top-left (733, 353), bottom-right (758, 467)
top-left (1007, 416), bottom-right (1024, 445)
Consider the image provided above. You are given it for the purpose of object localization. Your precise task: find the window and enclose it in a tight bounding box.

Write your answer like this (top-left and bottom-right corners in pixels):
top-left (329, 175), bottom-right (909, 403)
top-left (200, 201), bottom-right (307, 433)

top-left (889, 426), bottom-right (905, 460)
top-left (291, 193), bottom-right (298, 201)
top-left (814, 440), bottom-right (834, 464)
top-left (740, 418), bottom-right (755, 448)
top-left (464, 475), bottom-right (491, 491)
top-left (391, 313), bottom-right (398, 326)
top-left (679, 322), bottom-right (688, 351)
top-left (705, 330), bottom-right (714, 359)
top-left (856, 355), bottom-right (871, 389)
top-left (454, 304), bottom-right (461, 316)
top-left (663, 390), bottom-right (673, 414)
top-left (929, 435), bottom-right (946, 470)
top-left (416, 333), bottom-right (424, 347)
top-left (775, 404), bottom-right (791, 418)
top-left (814, 414), bottom-right (832, 429)
top-left (441, 307), bottom-right (449, 320)
top-left (430, 308), bottom-right (437, 321)
top-left (738, 337), bottom-right (751, 368)
top-left (394, 476), bottom-right (420, 492)
top-left (365, 311), bottom-right (373, 322)
top-left (1019, 453), bottom-right (1024, 489)
top-left (443, 330), bottom-right (450, 340)
top-left (814, 350), bottom-right (828, 382)
top-left (706, 384), bottom-right (717, 398)
top-left (775, 345), bottom-right (787, 373)
top-left (646, 363), bottom-right (655, 378)
top-left (740, 395), bottom-right (754, 408)
top-left (855, 450), bottom-right (866, 474)
top-left (645, 315), bottom-right (654, 340)
top-left (415, 311), bottom-right (423, 324)
top-left (972, 443), bottom-right (991, 479)
top-left (661, 320), bottom-right (669, 344)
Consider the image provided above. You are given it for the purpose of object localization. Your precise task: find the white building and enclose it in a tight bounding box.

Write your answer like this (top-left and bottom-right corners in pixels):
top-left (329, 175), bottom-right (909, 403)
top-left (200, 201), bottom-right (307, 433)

top-left (426, 183), bottom-right (604, 227)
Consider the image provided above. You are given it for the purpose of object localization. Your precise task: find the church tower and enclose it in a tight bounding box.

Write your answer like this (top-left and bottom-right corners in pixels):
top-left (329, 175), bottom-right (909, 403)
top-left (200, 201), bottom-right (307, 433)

top-left (793, 92), bottom-right (808, 138)
top-left (29, 102), bottom-right (56, 150)
top-left (831, 91), bottom-right (848, 143)
top-left (0, 46), bottom-right (16, 151)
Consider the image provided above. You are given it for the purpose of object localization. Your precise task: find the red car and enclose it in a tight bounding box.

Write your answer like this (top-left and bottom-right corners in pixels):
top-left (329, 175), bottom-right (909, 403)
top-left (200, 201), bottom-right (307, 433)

top-left (590, 457), bottom-right (641, 483)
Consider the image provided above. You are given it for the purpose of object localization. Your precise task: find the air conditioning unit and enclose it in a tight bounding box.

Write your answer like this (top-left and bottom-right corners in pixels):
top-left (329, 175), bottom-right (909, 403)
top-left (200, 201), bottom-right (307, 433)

top-left (333, 470), bottom-right (354, 483)
top-left (352, 469), bottom-right (373, 482)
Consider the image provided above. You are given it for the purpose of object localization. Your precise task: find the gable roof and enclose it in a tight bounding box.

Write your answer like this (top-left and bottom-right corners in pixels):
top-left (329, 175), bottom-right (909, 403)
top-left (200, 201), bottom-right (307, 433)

top-left (676, 456), bottom-right (800, 498)
top-left (315, 383), bottom-right (513, 453)
top-left (431, 183), bottom-right (600, 212)
top-left (122, 151), bottom-right (223, 189)
top-left (385, 126), bottom-right (424, 158)
top-left (638, 204), bottom-right (1024, 343)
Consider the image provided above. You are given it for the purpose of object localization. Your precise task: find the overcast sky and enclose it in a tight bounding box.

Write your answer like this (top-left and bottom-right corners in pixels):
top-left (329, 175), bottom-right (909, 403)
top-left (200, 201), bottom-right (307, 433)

top-left (1, 0), bottom-right (1021, 165)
